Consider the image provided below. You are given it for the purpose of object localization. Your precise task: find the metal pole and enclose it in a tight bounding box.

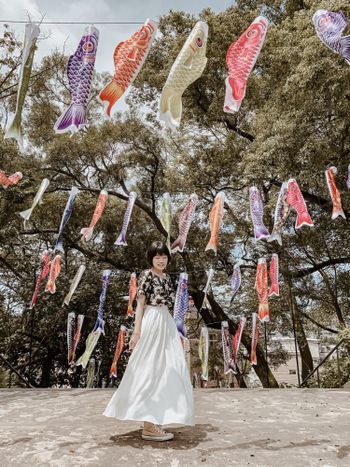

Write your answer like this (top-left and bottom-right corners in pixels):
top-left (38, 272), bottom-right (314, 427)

top-left (287, 275), bottom-right (301, 387)
top-left (336, 347), bottom-right (341, 388)
top-left (264, 322), bottom-right (269, 388)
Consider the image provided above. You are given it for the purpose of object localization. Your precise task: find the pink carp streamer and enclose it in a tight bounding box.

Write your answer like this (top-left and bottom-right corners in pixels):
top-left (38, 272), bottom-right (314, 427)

top-left (0, 170), bottom-right (23, 189)
top-left (224, 16), bottom-right (268, 113)
top-left (325, 166), bottom-right (346, 220)
top-left (250, 312), bottom-right (259, 365)
top-left (268, 253), bottom-right (280, 297)
top-left (80, 189), bottom-right (108, 242)
top-left (286, 178), bottom-right (314, 229)
top-left (30, 250), bottom-right (51, 308)
top-left (171, 193), bottom-right (198, 253)
top-left (205, 192), bottom-right (225, 255)
top-left (221, 321), bottom-right (235, 375)
top-left (45, 254), bottom-right (62, 294)
top-left (109, 325), bottom-right (127, 379)
top-left (255, 258), bottom-right (269, 322)
top-left (67, 312), bottom-right (84, 365)
top-left (127, 273), bottom-right (137, 317)
top-left (232, 316), bottom-right (246, 372)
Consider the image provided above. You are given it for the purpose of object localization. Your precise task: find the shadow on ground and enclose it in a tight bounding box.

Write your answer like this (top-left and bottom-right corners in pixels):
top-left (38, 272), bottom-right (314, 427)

top-left (108, 423), bottom-right (218, 450)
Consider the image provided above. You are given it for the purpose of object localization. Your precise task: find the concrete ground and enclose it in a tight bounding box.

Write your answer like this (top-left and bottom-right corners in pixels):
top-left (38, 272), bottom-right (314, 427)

top-left (0, 388), bottom-right (349, 467)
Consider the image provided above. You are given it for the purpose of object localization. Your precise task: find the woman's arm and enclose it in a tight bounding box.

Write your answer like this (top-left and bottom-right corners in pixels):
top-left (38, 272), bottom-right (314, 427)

top-left (129, 295), bottom-right (145, 351)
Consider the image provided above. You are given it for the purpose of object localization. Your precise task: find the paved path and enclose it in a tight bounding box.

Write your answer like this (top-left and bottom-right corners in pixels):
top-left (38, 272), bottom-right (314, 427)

top-left (0, 388), bottom-right (349, 466)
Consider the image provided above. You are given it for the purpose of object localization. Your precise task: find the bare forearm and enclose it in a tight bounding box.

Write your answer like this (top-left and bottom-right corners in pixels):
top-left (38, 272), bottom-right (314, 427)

top-left (133, 296), bottom-right (145, 334)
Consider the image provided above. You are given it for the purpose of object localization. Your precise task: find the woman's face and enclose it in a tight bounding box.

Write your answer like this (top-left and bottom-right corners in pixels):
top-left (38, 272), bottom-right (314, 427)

top-left (152, 254), bottom-right (168, 271)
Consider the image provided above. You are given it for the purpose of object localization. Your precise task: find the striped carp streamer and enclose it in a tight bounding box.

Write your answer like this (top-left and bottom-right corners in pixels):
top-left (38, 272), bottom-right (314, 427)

top-left (221, 321), bottom-right (236, 375)
top-left (30, 250), bottom-right (51, 308)
top-left (114, 191), bottom-right (137, 246)
top-left (67, 312), bottom-right (84, 365)
top-left (63, 264), bottom-right (86, 307)
top-left (55, 186), bottom-right (79, 253)
top-left (198, 326), bottom-right (209, 381)
top-left (229, 264), bottom-right (241, 303)
top-left (232, 316), bottom-right (246, 372)
top-left (109, 325), bottom-right (127, 379)
top-left (160, 21), bottom-right (208, 130)
top-left (224, 16), bottom-right (268, 113)
top-left (249, 186), bottom-right (270, 241)
top-left (173, 272), bottom-right (189, 340)
top-left (4, 23), bottom-right (40, 148)
top-left (250, 312), bottom-right (259, 365)
top-left (255, 258), bottom-right (269, 322)
top-left (160, 192), bottom-right (172, 251)
top-left (0, 170), bottom-right (23, 189)
top-left (54, 25), bottom-right (99, 133)
top-left (268, 254), bottom-right (280, 297)
top-left (171, 193), bottom-right (198, 253)
top-left (19, 178), bottom-right (50, 228)
top-left (313, 10), bottom-right (350, 64)
top-left (80, 189), bottom-right (108, 242)
top-left (86, 358), bottom-right (96, 388)
top-left (99, 19), bottom-right (157, 117)
top-left (325, 166), bottom-right (346, 220)
top-left (127, 272), bottom-right (137, 317)
top-left (205, 192), bottom-right (225, 255)
top-left (202, 268), bottom-right (214, 309)
top-left (76, 269), bottom-right (111, 369)
top-left (268, 182), bottom-right (290, 246)
top-left (45, 254), bottom-right (62, 294)
top-left (286, 178), bottom-right (314, 229)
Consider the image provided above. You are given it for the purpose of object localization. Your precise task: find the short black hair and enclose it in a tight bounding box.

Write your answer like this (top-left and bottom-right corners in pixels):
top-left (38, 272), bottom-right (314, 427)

top-left (147, 241), bottom-right (171, 266)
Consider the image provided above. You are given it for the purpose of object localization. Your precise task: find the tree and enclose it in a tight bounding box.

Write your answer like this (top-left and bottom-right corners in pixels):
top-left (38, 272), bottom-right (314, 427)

top-left (0, 0), bottom-right (349, 387)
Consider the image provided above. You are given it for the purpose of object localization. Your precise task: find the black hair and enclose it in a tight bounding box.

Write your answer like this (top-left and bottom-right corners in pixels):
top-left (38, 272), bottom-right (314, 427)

top-left (147, 241), bottom-right (171, 266)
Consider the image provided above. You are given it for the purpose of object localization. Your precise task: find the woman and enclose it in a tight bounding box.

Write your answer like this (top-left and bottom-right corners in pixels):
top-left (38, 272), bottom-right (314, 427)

top-left (103, 241), bottom-right (195, 441)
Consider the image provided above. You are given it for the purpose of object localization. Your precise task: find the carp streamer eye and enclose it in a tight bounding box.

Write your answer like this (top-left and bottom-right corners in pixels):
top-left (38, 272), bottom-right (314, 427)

top-left (196, 37), bottom-right (203, 47)
top-left (247, 29), bottom-right (258, 38)
top-left (83, 41), bottom-right (94, 52)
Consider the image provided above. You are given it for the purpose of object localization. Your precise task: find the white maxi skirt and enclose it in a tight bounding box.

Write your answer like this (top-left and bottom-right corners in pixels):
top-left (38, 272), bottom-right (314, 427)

top-left (103, 304), bottom-right (195, 426)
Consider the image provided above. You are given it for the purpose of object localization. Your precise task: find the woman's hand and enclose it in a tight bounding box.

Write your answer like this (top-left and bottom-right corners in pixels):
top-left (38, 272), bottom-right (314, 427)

top-left (129, 332), bottom-right (140, 352)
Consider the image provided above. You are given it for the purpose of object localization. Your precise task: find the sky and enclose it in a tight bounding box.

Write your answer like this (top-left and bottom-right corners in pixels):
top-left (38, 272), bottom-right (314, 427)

top-left (0, 0), bottom-right (233, 72)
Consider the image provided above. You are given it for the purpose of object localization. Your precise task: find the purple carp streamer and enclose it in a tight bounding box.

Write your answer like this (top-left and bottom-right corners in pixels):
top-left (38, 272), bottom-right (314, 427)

top-left (171, 193), bottom-right (198, 253)
top-left (221, 321), bottom-right (235, 375)
top-left (76, 269), bottom-right (111, 369)
top-left (229, 264), bottom-right (241, 302)
top-left (268, 182), bottom-right (290, 246)
top-left (173, 272), bottom-right (189, 339)
top-left (249, 186), bottom-right (270, 241)
top-left (313, 10), bottom-right (350, 64)
top-left (54, 25), bottom-right (99, 133)
top-left (114, 191), bottom-right (137, 246)
top-left (55, 186), bottom-right (79, 253)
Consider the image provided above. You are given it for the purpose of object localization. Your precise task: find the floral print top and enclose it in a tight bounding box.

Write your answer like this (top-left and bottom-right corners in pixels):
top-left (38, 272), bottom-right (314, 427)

top-left (137, 269), bottom-right (176, 310)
